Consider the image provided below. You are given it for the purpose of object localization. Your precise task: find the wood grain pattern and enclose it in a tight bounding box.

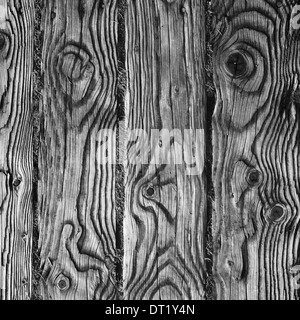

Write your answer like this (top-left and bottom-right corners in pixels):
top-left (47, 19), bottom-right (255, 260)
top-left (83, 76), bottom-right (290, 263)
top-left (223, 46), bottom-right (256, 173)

top-left (38, 0), bottom-right (119, 300)
top-left (0, 0), bottom-right (34, 300)
top-left (1, 0), bottom-right (300, 301)
top-left (212, 0), bottom-right (300, 300)
top-left (123, 0), bottom-right (208, 300)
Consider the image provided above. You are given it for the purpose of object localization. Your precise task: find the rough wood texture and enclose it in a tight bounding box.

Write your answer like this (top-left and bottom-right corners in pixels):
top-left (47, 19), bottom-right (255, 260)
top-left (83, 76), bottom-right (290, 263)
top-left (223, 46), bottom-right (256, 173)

top-left (123, 0), bottom-right (208, 300)
top-left (1, 0), bottom-right (300, 302)
top-left (0, 0), bottom-right (34, 300)
top-left (212, 0), bottom-right (300, 300)
top-left (38, 0), bottom-right (119, 300)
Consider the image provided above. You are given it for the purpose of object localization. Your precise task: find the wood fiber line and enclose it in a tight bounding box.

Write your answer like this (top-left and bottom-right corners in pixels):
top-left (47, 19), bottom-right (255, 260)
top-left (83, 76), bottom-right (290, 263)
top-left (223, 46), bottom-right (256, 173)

top-left (38, 0), bottom-right (119, 300)
top-left (123, 0), bottom-right (208, 300)
top-left (212, 0), bottom-right (300, 300)
top-left (0, 0), bottom-right (34, 300)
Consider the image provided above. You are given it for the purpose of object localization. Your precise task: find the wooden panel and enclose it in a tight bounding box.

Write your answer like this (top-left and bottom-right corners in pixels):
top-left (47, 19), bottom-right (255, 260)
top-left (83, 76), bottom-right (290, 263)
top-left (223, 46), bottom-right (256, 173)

top-left (38, 0), bottom-right (119, 300)
top-left (0, 0), bottom-right (34, 300)
top-left (123, 0), bottom-right (208, 300)
top-left (212, 0), bottom-right (300, 299)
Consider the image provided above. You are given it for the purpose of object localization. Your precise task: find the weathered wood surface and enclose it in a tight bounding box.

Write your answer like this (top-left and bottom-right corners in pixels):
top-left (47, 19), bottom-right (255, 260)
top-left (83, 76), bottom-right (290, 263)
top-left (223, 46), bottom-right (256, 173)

top-left (123, 0), bottom-right (208, 300)
top-left (38, 0), bottom-right (119, 300)
top-left (0, 0), bottom-right (299, 301)
top-left (212, 0), bottom-right (300, 300)
top-left (0, 0), bottom-right (34, 300)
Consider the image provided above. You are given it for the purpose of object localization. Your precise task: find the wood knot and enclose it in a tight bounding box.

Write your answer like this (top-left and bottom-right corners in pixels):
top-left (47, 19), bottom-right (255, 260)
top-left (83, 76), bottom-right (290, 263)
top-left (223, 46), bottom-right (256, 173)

top-left (0, 31), bottom-right (9, 58)
top-left (228, 260), bottom-right (234, 268)
top-left (143, 184), bottom-right (156, 199)
top-left (13, 177), bottom-right (22, 188)
top-left (225, 51), bottom-right (254, 78)
top-left (50, 11), bottom-right (56, 20)
top-left (56, 274), bottom-right (70, 291)
top-left (269, 204), bottom-right (286, 223)
top-left (246, 169), bottom-right (262, 187)
top-left (21, 232), bottom-right (28, 241)
top-left (53, 43), bottom-right (96, 104)
top-left (174, 86), bottom-right (180, 94)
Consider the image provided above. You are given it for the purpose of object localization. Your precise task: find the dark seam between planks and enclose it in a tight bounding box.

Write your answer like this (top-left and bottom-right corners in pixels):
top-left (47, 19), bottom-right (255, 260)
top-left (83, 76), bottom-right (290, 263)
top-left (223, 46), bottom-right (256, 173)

top-left (204, 0), bottom-right (217, 301)
top-left (31, 0), bottom-right (44, 301)
top-left (115, 0), bottom-right (128, 300)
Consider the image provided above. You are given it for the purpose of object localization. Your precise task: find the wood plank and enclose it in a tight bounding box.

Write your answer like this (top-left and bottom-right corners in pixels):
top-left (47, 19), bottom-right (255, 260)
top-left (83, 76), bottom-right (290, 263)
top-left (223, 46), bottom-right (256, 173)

top-left (123, 0), bottom-right (208, 300)
top-left (38, 0), bottom-right (119, 299)
top-left (211, 0), bottom-right (300, 300)
top-left (0, 0), bottom-right (34, 300)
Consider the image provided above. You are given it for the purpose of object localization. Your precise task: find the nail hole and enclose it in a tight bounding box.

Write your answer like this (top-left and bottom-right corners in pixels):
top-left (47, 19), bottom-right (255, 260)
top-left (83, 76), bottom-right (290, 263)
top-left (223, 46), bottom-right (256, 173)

top-left (225, 52), bottom-right (248, 78)
top-left (270, 205), bottom-right (286, 222)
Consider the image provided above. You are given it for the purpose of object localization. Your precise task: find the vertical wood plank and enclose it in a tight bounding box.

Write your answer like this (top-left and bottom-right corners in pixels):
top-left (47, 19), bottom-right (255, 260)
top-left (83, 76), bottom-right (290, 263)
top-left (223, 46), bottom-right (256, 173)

top-left (124, 0), bottom-right (208, 300)
top-left (38, 0), bottom-right (119, 299)
top-left (212, 0), bottom-right (300, 300)
top-left (0, 0), bottom-right (34, 300)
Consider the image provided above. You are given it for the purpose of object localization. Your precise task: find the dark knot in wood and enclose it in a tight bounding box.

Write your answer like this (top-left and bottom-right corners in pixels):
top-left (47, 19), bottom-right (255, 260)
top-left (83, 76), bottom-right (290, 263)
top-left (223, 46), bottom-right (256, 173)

top-left (54, 42), bottom-right (96, 104)
top-left (225, 52), bottom-right (249, 78)
top-left (146, 187), bottom-right (155, 197)
top-left (56, 274), bottom-right (70, 291)
top-left (0, 31), bottom-right (10, 58)
top-left (13, 178), bottom-right (22, 188)
top-left (269, 205), bottom-right (286, 223)
top-left (50, 11), bottom-right (56, 20)
top-left (246, 169), bottom-right (261, 187)
top-left (143, 184), bottom-right (156, 199)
